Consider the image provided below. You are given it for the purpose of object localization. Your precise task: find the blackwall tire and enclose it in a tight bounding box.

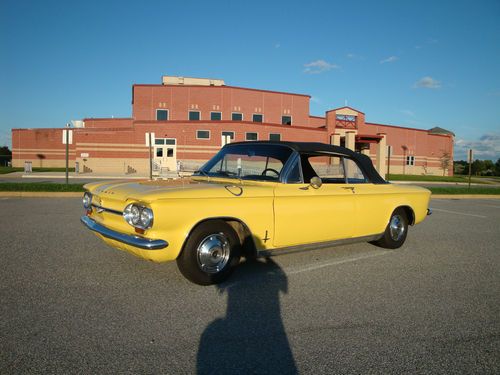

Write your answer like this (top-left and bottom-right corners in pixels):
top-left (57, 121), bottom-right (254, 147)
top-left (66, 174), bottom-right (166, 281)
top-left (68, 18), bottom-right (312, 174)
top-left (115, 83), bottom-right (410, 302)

top-left (176, 220), bottom-right (241, 285)
top-left (373, 208), bottom-right (409, 249)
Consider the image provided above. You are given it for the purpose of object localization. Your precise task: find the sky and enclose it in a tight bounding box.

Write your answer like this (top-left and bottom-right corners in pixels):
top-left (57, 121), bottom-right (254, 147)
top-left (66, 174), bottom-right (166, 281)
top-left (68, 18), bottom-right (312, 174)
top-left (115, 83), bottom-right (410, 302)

top-left (1, 0), bottom-right (499, 161)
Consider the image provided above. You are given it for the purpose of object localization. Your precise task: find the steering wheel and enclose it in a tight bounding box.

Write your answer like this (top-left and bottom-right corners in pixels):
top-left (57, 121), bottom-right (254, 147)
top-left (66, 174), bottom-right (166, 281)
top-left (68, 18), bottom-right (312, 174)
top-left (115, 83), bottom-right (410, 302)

top-left (261, 168), bottom-right (280, 177)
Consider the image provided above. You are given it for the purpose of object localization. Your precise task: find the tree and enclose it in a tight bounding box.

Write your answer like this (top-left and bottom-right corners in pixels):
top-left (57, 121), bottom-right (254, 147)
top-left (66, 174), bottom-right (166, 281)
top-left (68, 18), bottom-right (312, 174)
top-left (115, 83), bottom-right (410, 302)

top-left (0, 146), bottom-right (11, 166)
top-left (495, 159), bottom-right (500, 176)
top-left (471, 160), bottom-right (485, 175)
top-left (440, 151), bottom-right (451, 176)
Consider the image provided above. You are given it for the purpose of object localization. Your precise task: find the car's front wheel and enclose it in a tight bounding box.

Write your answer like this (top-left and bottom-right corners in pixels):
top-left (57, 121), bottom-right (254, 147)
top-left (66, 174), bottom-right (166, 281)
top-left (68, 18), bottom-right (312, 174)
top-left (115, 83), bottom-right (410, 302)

top-left (177, 220), bottom-right (241, 285)
top-left (373, 208), bottom-right (408, 249)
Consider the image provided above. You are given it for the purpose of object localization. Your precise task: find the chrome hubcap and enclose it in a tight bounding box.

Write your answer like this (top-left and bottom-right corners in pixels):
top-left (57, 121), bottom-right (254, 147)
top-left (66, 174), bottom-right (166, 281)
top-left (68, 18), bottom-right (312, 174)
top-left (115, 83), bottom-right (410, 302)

top-left (196, 233), bottom-right (230, 274)
top-left (389, 214), bottom-right (405, 241)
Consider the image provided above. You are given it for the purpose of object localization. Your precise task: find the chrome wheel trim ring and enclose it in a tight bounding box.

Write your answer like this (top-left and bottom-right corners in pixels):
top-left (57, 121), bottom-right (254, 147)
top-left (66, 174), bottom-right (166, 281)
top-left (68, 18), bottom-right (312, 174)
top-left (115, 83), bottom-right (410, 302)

top-left (389, 214), bottom-right (405, 241)
top-left (196, 233), bottom-right (231, 274)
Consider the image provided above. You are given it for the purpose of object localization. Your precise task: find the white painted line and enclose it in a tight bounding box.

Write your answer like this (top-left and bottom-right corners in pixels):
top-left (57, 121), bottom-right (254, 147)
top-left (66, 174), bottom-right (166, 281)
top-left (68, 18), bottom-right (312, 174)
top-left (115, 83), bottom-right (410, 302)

top-left (287, 252), bottom-right (390, 275)
top-left (431, 208), bottom-right (487, 218)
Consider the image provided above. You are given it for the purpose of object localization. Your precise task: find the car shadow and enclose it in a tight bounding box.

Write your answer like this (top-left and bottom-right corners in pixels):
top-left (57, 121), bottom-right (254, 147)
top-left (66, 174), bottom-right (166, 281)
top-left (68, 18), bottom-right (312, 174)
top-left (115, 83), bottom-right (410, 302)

top-left (196, 257), bottom-right (298, 375)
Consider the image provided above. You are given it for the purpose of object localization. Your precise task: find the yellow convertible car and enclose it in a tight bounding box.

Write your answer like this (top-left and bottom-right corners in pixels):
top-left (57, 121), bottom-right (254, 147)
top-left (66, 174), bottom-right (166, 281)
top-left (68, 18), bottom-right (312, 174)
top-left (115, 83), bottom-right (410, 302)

top-left (81, 141), bottom-right (431, 285)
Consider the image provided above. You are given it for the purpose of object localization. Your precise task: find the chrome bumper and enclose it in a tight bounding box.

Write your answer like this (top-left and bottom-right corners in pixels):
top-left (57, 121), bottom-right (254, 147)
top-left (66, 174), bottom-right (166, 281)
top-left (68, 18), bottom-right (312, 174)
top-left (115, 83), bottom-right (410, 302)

top-left (80, 216), bottom-right (168, 250)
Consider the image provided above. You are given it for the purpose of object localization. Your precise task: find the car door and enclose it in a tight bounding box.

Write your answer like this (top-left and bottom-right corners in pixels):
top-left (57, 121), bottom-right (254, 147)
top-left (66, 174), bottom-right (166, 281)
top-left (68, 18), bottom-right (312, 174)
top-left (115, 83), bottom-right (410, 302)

top-left (273, 154), bottom-right (356, 248)
top-left (342, 158), bottom-right (394, 238)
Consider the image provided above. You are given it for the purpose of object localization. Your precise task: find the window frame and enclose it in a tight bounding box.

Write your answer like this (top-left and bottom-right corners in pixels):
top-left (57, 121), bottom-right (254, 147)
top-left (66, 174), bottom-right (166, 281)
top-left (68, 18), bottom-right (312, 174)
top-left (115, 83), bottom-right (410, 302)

top-left (189, 110), bottom-right (201, 121)
top-left (222, 131), bottom-right (235, 140)
top-left (281, 115), bottom-right (292, 125)
top-left (406, 155), bottom-right (415, 166)
top-left (269, 133), bottom-right (281, 141)
top-left (196, 130), bottom-right (211, 140)
top-left (245, 132), bottom-right (259, 141)
top-left (231, 112), bottom-right (243, 121)
top-left (210, 111), bottom-right (222, 121)
top-left (156, 109), bottom-right (169, 121)
top-left (252, 114), bottom-right (264, 123)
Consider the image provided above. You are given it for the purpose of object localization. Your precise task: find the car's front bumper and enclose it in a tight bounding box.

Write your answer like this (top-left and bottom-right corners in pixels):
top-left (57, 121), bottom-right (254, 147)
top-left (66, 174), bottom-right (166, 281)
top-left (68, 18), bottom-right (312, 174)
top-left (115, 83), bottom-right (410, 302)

top-left (80, 216), bottom-right (168, 250)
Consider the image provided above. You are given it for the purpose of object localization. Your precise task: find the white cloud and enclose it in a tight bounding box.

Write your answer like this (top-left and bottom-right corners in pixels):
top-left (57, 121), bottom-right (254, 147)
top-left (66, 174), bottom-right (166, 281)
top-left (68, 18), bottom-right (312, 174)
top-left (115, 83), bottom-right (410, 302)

top-left (303, 60), bottom-right (340, 74)
top-left (400, 109), bottom-right (415, 117)
top-left (380, 56), bottom-right (398, 64)
top-left (413, 76), bottom-right (441, 89)
top-left (454, 133), bottom-right (500, 160)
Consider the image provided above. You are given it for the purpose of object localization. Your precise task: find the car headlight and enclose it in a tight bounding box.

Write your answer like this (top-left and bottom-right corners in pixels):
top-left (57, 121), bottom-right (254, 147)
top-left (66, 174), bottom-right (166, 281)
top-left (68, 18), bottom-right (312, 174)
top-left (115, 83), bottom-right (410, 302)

top-left (123, 203), bottom-right (154, 229)
top-left (83, 192), bottom-right (92, 209)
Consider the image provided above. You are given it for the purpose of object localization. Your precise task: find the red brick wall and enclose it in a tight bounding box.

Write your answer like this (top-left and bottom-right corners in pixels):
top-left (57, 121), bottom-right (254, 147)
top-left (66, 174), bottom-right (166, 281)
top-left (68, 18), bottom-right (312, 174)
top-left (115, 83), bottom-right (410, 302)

top-left (132, 85), bottom-right (312, 127)
top-left (83, 118), bottom-right (133, 128)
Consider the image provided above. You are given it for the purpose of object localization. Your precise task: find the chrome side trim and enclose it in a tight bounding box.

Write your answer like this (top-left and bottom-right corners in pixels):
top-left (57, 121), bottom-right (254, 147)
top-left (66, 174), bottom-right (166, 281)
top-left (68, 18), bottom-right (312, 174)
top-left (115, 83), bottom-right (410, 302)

top-left (258, 234), bottom-right (383, 257)
top-left (427, 208), bottom-right (432, 216)
top-left (91, 203), bottom-right (122, 216)
top-left (80, 216), bottom-right (168, 250)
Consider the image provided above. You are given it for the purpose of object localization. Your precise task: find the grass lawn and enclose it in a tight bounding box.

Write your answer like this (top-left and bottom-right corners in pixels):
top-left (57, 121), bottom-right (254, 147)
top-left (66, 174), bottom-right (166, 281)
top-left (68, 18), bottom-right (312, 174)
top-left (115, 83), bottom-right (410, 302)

top-left (0, 167), bottom-right (75, 174)
top-left (0, 167), bottom-right (23, 174)
top-left (429, 186), bottom-right (500, 195)
top-left (0, 182), bottom-right (84, 192)
top-left (387, 174), bottom-right (487, 184)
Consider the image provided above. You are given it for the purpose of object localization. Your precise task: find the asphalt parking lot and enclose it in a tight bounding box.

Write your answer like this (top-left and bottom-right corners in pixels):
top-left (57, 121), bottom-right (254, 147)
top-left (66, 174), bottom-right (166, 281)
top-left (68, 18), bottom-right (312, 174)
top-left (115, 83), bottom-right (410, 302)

top-left (1, 198), bottom-right (499, 374)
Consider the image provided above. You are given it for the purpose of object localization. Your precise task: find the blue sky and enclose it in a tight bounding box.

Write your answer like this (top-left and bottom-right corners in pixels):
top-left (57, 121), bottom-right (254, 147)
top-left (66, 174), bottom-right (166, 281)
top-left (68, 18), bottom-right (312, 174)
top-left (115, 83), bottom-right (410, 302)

top-left (1, 0), bottom-right (499, 160)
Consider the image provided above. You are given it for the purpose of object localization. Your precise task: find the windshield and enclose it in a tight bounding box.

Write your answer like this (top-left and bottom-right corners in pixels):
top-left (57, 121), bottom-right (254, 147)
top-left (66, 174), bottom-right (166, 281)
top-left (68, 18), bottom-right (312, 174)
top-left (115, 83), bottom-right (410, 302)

top-left (195, 143), bottom-right (293, 181)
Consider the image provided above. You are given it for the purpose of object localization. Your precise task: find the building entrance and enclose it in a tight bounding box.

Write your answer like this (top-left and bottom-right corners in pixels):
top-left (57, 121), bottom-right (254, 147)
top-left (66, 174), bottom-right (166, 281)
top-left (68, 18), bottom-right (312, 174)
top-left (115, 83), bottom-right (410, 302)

top-left (154, 138), bottom-right (177, 171)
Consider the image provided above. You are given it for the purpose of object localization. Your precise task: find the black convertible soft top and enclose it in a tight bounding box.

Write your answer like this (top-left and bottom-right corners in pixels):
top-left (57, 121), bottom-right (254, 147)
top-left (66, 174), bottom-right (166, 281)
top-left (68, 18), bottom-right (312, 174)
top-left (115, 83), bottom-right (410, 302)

top-left (227, 141), bottom-right (388, 184)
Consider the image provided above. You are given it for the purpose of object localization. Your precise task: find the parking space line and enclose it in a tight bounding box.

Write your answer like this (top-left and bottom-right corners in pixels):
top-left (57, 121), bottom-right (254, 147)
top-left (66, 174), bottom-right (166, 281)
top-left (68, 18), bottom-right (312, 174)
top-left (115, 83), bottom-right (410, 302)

top-left (431, 208), bottom-right (487, 218)
top-left (287, 252), bottom-right (390, 275)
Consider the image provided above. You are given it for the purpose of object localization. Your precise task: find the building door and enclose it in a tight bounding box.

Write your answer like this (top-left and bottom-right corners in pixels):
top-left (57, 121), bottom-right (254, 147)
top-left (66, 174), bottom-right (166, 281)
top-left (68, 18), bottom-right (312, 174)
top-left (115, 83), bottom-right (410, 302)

top-left (154, 138), bottom-right (177, 171)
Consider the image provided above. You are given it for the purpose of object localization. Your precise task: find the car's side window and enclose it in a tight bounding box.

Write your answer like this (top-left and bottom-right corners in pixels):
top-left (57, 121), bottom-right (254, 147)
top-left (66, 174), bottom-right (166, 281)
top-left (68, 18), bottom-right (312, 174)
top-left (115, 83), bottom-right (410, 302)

top-left (302, 154), bottom-right (368, 184)
top-left (344, 158), bottom-right (368, 184)
top-left (286, 159), bottom-right (302, 183)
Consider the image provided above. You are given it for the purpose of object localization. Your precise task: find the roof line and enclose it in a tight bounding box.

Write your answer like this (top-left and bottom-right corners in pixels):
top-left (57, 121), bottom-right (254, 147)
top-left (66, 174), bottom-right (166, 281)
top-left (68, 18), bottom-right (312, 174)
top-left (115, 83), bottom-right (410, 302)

top-left (132, 84), bottom-right (311, 98)
top-left (326, 106), bottom-right (365, 115)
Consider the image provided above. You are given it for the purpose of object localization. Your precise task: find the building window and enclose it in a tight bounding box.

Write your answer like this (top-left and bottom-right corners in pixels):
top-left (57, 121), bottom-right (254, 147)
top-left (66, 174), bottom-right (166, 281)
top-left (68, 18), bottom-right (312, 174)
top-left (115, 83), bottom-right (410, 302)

top-left (189, 111), bottom-right (201, 121)
top-left (210, 112), bottom-right (222, 121)
top-left (165, 139), bottom-right (176, 145)
top-left (231, 112), bottom-right (243, 121)
top-left (196, 130), bottom-right (210, 139)
top-left (406, 156), bottom-right (415, 166)
top-left (155, 139), bottom-right (165, 145)
top-left (156, 109), bottom-right (169, 121)
top-left (246, 132), bottom-right (258, 141)
top-left (222, 131), bottom-right (235, 140)
top-left (252, 114), bottom-right (263, 123)
top-left (269, 133), bottom-right (281, 141)
top-left (281, 116), bottom-right (292, 125)
top-left (336, 114), bottom-right (356, 122)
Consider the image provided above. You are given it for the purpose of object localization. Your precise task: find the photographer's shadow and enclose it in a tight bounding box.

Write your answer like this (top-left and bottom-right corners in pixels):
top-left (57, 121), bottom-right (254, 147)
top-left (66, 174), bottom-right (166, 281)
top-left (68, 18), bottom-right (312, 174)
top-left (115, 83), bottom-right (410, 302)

top-left (197, 257), bottom-right (297, 375)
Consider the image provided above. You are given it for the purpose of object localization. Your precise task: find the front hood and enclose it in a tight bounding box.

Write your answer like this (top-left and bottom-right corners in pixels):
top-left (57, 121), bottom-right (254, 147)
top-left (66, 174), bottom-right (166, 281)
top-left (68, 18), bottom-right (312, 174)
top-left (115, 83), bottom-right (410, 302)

top-left (84, 177), bottom-right (273, 203)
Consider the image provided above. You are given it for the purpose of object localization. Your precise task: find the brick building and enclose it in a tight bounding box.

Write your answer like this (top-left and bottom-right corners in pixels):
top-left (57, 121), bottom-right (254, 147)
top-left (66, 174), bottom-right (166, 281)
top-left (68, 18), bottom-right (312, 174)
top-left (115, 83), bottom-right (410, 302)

top-left (12, 76), bottom-right (454, 177)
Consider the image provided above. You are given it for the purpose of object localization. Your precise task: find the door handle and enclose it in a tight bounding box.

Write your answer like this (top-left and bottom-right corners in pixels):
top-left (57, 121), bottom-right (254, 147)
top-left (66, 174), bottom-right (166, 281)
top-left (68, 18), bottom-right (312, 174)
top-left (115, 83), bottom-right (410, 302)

top-left (342, 186), bottom-right (355, 193)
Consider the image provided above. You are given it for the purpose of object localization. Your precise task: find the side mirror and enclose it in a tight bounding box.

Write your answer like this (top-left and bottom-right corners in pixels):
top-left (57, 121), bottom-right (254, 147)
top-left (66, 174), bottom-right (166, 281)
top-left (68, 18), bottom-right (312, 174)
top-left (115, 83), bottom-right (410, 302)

top-left (310, 176), bottom-right (323, 189)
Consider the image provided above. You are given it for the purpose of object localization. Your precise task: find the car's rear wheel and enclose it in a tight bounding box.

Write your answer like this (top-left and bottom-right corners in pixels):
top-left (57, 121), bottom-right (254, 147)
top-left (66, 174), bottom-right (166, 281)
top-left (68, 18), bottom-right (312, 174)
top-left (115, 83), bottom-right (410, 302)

top-left (177, 220), bottom-right (241, 285)
top-left (373, 208), bottom-right (408, 249)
